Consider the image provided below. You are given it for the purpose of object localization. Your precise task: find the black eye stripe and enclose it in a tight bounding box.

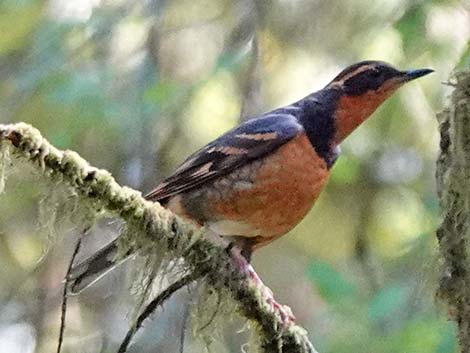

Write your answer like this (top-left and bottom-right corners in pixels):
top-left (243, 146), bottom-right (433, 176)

top-left (341, 66), bottom-right (400, 96)
top-left (370, 68), bottom-right (382, 77)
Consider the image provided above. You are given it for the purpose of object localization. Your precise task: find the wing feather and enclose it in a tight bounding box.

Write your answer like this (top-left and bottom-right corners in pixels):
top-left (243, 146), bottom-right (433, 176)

top-left (144, 113), bottom-right (303, 202)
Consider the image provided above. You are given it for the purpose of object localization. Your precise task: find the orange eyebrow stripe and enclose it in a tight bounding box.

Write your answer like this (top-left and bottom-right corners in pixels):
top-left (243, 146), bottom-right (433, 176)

top-left (329, 64), bottom-right (376, 87)
top-left (235, 132), bottom-right (278, 141)
top-left (206, 146), bottom-right (248, 155)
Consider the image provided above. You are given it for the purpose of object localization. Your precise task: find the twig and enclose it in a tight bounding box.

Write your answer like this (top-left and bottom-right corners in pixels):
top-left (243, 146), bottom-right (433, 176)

top-left (57, 229), bottom-right (86, 353)
top-left (179, 296), bottom-right (191, 353)
top-left (118, 273), bottom-right (197, 353)
top-left (197, 289), bottom-right (222, 333)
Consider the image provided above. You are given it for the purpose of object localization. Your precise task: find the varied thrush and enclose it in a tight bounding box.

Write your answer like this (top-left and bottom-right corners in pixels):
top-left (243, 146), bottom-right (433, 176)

top-left (69, 60), bottom-right (433, 294)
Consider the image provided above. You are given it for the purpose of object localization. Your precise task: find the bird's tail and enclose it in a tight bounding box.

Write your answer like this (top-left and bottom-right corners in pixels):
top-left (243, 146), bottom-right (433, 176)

top-left (67, 239), bottom-right (131, 295)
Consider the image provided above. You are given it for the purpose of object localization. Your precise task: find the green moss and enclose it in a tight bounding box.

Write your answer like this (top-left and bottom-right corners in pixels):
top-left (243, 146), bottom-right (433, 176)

top-left (191, 281), bottom-right (238, 349)
top-left (436, 71), bottom-right (470, 349)
top-left (37, 183), bottom-right (61, 241)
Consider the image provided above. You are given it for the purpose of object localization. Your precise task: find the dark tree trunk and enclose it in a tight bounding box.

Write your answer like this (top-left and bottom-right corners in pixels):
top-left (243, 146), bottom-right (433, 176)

top-left (436, 71), bottom-right (470, 351)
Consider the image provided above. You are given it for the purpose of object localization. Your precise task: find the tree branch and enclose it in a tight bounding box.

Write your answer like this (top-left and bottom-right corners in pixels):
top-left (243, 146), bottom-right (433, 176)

top-left (436, 72), bottom-right (470, 350)
top-left (0, 122), bottom-right (318, 353)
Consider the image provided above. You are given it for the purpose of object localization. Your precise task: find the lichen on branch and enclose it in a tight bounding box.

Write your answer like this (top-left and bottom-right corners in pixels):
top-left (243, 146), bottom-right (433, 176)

top-left (0, 122), bottom-right (318, 353)
top-left (436, 72), bottom-right (470, 350)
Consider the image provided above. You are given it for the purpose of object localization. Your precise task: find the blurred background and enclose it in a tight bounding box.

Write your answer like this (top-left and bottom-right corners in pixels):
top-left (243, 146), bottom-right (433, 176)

top-left (0, 0), bottom-right (468, 352)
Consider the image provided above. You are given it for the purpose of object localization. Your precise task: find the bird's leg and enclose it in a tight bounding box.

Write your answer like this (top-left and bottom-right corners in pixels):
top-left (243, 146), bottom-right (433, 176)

top-left (226, 242), bottom-right (295, 326)
top-left (240, 247), bottom-right (252, 263)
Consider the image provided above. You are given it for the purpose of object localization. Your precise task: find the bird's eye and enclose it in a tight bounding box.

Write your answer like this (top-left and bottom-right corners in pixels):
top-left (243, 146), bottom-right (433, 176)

top-left (370, 69), bottom-right (382, 78)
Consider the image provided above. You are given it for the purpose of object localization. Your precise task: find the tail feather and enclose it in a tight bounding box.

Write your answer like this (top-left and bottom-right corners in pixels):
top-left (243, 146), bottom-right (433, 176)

top-left (67, 239), bottom-right (131, 295)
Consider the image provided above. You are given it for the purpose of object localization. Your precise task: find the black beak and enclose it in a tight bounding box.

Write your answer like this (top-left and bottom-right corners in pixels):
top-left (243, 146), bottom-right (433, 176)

top-left (402, 68), bottom-right (434, 81)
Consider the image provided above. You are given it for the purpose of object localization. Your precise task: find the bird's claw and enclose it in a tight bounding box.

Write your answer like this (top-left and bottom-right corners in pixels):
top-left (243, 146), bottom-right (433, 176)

top-left (231, 249), bottom-right (296, 326)
top-left (262, 285), bottom-right (296, 325)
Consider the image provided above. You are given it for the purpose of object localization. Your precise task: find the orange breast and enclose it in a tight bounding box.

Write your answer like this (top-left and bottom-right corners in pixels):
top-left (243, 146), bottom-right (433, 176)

top-left (206, 133), bottom-right (330, 247)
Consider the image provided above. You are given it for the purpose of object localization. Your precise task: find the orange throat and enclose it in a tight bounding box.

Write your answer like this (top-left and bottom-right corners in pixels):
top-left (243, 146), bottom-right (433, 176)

top-left (334, 87), bottom-right (398, 143)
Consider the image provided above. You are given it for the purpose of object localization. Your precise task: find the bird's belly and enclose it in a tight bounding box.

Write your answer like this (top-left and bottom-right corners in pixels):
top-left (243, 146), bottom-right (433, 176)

top-left (173, 134), bottom-right (331, 247)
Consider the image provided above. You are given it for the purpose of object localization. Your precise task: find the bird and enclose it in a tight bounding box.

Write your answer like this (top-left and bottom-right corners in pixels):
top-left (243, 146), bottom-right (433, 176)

top-left (68, 60), bottom-right (433, 295)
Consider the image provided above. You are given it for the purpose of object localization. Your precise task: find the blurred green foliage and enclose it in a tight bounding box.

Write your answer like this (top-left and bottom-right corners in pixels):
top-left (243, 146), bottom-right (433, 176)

top-left (307, 261), bottom-right (357, 304)
top-left (0, 0), bottom-right (467, 352)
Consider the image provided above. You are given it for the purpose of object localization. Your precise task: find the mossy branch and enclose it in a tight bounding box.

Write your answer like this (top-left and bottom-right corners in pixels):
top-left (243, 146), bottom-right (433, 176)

top-left (0, 122), bottom-right (318, 353)
top-left (436, 72), bottom-right (470, 350)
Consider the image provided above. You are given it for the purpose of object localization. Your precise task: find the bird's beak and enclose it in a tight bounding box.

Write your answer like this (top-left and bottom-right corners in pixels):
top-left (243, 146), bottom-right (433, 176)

top-left (402, 68), bottom-right (434, 81)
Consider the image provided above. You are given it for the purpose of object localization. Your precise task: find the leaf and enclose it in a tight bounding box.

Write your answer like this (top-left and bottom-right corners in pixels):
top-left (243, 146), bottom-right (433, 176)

top-left (394, 5), bottom-right (427, 57)
top-left (455, 44), bottom-right (470, 71)
top-left (307, 261), bottom-right (357, 304)
top-left (0, 1), bottom-right (43, 55)
top-left (368, 284), bottom-right (408, 322)
top-left (329, 155), bottom-right (362, 184)
top-left (435, 322), bottom-right (458, 353)
top-left (389, 318), bottom-right (457, 353)
top-left (144, 81), bottom-right (181, 105)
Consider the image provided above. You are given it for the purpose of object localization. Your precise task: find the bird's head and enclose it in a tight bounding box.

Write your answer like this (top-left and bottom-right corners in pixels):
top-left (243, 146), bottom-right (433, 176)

top-left (326, 61), bottom-right (433, 142)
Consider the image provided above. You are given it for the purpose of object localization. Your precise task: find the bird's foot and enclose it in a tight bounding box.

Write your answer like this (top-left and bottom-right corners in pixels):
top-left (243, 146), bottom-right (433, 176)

top-left (227, 244), bottom-right (296, 326)
top-left (246, 263), bottom-right (295, 325)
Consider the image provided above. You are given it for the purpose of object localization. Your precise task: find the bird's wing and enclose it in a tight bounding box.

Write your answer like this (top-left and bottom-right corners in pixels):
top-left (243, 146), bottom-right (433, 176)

top-left (144, 113), bottom-right (304, 202)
